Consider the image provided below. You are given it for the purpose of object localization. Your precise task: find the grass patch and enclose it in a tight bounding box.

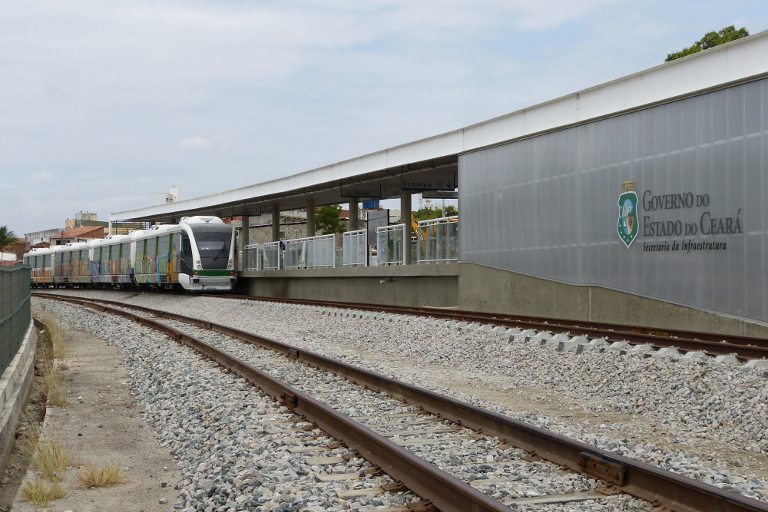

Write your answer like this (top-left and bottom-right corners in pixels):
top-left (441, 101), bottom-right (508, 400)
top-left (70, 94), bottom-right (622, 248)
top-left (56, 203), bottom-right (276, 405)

top-left (32, 309), bottom-right (72, 406)
top-left (29, 432), bottom-right (72, 482)
top-left (33, 311), bottom-right (71, 359)
top-left (41, 363), bottom-right (69, 406)
top-left (19, 475), bottom-right (67, 506)
top-left (77, 464), bottom-right (127, 488)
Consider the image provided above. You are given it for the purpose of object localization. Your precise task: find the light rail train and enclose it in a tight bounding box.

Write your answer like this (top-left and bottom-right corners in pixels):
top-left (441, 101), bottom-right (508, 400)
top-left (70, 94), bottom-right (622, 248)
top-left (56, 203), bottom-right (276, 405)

top-left (23, 216), bottom-right (237, 292)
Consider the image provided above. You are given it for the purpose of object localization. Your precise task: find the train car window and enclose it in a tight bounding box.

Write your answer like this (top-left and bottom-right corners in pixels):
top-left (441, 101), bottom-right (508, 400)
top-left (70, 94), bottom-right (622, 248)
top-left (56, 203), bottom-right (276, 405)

top-left (181, 233), bottom-right (192, 258)
top-left (190, 225), bottom-right (233, 270)
top-left (147, 237), bottom-right (157, 257)
top-left (169, 233), bottom-right (180, 272)
top-left (158, 235), bottom-right (169, 256)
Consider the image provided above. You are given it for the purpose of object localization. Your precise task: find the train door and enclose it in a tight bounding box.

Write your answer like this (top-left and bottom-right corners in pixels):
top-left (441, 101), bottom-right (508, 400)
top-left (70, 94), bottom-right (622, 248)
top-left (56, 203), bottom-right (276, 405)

top-left (180, 232), bottom-right (193, 276)
top-left (158, 235), bottom-right (170, 283)
top-left (147, 236), bottom-right (158, 283)
top-left (170, 232), bottom-right (181, 280)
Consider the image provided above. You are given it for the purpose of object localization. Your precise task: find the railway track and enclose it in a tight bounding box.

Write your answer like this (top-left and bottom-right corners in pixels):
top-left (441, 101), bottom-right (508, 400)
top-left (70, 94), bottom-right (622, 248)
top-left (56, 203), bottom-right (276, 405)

top-left (35, 292), bottom-right (768, 512)
top-left (205, 294), bottom-right (768, 362)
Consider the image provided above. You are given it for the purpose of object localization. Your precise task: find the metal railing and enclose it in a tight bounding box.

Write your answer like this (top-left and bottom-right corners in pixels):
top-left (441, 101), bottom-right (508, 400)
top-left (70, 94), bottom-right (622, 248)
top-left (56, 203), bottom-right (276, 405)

top-left (376, 224), bottom-right (406, 266)
top-left (243, 244), bottom-right (261, 271)
top-left (0, 265), bottom-right (31, 376)
top-left (261, 242), bottom-right (281, 270)
top-left (342, 230), bottom-right (367, 266)
top-left (417, 216), bottom-right (459, 263)
top-left (284, 234), bottom-right (336, 269)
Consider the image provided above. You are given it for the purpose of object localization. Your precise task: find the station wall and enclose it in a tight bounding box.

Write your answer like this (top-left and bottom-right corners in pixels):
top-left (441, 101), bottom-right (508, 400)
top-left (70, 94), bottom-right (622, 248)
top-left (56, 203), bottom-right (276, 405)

top-left (459, 76), bottom-right (768, 323)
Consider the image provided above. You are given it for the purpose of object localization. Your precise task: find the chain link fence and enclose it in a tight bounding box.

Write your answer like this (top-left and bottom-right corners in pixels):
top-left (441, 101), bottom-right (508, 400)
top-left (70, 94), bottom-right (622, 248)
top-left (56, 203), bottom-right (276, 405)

top-left (0, 265), bottom-right (31, 376)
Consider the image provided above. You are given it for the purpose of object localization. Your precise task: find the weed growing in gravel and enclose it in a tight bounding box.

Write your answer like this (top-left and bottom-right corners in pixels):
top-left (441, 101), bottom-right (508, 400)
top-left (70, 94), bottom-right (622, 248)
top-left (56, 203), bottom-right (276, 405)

top-left (19, 475), bottom-right (67, 506)
top-left (76, 464), bottom-right (127, 488)
top-left (29, 432), bottom-right (72, 482)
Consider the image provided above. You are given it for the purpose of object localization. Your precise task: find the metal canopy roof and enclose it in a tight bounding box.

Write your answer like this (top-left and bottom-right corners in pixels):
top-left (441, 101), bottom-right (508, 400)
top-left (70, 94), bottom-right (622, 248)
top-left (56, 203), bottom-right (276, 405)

top-left (114, 154), bottom-right (458, 224)
top-left (111, 29), bottom-right (768, 225)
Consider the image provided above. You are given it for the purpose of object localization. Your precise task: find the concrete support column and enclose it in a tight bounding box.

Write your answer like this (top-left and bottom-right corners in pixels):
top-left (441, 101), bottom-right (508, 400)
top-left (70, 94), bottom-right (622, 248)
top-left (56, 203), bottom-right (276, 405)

top-left (349, 198), bottom-right (359, 231)
top-left (271, 204), bottom-right (281, 242)
top-left (401, 190), bottom-right (412, 264)
top-left (239, 216), bottom-right (249, 271)
top-left (306, 199), bottom-right (316, 237)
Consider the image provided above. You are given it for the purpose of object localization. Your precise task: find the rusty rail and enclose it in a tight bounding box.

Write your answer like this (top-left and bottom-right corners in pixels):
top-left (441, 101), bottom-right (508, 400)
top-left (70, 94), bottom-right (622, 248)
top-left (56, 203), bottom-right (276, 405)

top-left (35, 293), bottom-right (768, 512)
top-left (215, 294), bottom-right (768, 359)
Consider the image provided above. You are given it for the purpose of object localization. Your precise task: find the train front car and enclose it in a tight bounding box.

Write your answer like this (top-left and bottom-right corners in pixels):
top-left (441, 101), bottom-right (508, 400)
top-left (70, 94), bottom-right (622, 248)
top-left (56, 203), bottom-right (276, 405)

top-left (179, 216), bottom-right (237, 291)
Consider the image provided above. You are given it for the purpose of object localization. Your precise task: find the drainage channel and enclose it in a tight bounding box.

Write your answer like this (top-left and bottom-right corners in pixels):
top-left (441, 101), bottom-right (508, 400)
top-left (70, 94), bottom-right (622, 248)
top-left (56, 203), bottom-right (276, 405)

top-left (37, 293), bottom-right (768, 512)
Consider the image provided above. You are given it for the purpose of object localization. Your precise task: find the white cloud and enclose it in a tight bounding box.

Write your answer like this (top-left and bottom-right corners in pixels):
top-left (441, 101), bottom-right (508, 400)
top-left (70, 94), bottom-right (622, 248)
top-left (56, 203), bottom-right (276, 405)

top-left (179, 137), bottom-right (212, 150)
top-left (28, 171), bottom-right (54, 185)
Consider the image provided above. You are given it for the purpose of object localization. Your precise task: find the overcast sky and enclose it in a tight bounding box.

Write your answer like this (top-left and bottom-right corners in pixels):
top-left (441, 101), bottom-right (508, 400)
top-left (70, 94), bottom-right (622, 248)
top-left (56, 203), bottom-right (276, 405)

top-left (1, 1), bottom-right (766, 236)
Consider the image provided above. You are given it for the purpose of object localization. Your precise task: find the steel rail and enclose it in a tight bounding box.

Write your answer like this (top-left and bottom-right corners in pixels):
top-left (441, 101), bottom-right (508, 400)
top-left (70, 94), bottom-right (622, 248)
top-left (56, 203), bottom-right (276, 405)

top-left (36, 292), bottom-right (768, 512)
top-left (213, 294), bottom-right (768, 359)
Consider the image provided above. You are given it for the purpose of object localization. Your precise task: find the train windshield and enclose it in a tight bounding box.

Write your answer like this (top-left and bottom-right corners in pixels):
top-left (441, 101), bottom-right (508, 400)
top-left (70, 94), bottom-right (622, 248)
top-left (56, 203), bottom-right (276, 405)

top-left (190, 225), bottom-right (233, 269)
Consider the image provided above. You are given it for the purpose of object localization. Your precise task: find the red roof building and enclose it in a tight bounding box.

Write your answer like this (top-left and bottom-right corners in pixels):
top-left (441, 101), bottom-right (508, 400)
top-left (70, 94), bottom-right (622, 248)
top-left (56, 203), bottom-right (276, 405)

top-left (50, 225), bottom-right (106, 245)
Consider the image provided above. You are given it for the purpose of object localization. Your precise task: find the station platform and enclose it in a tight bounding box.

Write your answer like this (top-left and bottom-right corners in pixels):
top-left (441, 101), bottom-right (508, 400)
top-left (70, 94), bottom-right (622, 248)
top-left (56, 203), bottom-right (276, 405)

top-left (237, 262), bottom-right (768, 340)
top-left (238, 262), bottom-right (459, 308)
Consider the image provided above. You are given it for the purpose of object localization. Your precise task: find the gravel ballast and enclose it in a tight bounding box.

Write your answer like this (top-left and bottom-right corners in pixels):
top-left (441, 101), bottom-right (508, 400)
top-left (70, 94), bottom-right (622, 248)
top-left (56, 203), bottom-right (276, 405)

top-left (33, 290), bottom-right (768, 506)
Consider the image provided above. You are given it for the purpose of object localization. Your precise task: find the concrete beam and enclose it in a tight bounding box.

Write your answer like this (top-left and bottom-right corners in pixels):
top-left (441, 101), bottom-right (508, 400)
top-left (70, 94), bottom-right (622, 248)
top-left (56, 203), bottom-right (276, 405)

top-left (306, 199), bottom-right (316, 237)
top-left (0, 321), bottom-right (37, 478)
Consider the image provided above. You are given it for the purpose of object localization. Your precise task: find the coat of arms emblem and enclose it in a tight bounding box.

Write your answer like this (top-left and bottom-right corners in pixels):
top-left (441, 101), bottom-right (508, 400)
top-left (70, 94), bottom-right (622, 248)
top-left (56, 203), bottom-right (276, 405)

top-left (617, 180), bottom-right (639, 248)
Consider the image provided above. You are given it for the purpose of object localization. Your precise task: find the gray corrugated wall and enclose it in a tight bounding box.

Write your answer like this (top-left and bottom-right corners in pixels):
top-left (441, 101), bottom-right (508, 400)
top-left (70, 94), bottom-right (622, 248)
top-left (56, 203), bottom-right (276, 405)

top-left (459, 77), bottom-right (767, 322)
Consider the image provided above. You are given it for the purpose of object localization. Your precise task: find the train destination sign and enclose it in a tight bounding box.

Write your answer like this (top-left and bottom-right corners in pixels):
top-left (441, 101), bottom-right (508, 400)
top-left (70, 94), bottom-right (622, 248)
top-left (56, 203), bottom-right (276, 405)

top-left (616, 180), bottom-right (743, 253)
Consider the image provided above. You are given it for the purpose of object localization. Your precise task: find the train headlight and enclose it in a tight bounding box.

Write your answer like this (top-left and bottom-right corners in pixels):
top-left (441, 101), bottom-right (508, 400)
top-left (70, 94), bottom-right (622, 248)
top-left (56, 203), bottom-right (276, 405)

top-left (195, 260), bottom-right (202, 269)
top-left (228, 258), bottom-right (233, 268)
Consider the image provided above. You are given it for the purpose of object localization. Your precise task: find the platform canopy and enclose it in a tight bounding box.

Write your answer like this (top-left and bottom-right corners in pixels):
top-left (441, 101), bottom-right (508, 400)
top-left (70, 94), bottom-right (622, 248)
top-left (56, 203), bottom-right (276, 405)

top-left (111, 29), bottom-right (768, 225)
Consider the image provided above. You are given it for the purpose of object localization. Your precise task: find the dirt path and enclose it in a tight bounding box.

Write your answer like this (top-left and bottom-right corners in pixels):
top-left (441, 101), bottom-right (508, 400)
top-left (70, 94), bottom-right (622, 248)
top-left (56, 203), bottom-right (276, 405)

top-left (7, 324), bottom-right (182, 512)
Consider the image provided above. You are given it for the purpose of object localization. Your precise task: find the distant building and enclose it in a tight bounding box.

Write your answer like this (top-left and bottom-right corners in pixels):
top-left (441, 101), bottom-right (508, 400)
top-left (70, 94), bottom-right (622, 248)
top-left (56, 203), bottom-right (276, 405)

top-left (25, 228), bottom-right (64, 246)
top-left (151, 187), bottom-right (180, 207)
top-left (48, 225), bottom-right (105, 246)
top-left (26, 212), bottom-right (111, 246)
top-left (65, 211), bottom-right (108, 230)
top-left (0, 239), bottom-right (30, 266)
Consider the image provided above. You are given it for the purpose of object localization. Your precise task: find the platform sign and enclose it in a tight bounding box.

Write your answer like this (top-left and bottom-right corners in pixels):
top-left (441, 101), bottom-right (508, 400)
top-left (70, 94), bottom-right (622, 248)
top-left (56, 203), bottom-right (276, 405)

top-left (341, 183), bottom-right (382, 199)
top-left (421, 190), bottom-right (458, 199)
top-left (402, 170), bottom-right (456, 191)
top-left (366, 209), bottom-right (389, 243)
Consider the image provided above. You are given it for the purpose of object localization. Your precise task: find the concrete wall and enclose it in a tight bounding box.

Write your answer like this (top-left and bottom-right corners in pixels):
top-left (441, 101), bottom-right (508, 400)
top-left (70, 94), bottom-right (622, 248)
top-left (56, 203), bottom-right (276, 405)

top-left (0, 321), bottom-right (37, 478)
top-left (238, 263), bottom-right (458, 307)
top-left (457, 263), bottom-right (768, 339)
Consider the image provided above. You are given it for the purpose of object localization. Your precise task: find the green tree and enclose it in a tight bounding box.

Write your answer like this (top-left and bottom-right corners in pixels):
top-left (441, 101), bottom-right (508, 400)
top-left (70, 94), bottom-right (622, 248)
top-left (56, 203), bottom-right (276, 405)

top-left (0, 225), bottom-right (17, 251)
top-left (315, 205), bottom-right (347, 235)
top-left (413, 205), bottom-right (458, 222)
top-left (666, 26), bottom-right (749, 62)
